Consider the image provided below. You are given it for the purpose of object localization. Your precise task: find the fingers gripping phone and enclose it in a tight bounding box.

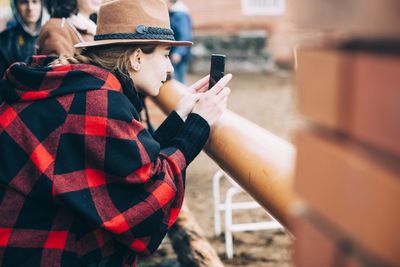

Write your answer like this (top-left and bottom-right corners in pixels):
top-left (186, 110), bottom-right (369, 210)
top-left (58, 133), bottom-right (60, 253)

top-left (208, 54), bottom-right (226, 89)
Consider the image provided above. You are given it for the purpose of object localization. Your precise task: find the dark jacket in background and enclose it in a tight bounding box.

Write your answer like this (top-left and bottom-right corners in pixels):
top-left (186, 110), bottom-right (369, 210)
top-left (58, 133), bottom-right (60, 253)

top-left (0, 0), bottom-right (44, 77)
top-left (169, 7), bottom-right (192, 63)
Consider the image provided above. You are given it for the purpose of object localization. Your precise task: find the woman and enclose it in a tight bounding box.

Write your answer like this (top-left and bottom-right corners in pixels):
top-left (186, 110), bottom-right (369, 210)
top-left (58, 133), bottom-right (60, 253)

top-left (36, 0), bottom-right (101, 56)
top-left (0, 0), bottom-right (231, 266)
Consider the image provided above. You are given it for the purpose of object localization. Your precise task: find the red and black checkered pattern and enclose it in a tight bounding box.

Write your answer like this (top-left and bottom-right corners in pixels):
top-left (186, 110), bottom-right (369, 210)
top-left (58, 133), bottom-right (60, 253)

top-left (0, 56), bottom-right (210, 266)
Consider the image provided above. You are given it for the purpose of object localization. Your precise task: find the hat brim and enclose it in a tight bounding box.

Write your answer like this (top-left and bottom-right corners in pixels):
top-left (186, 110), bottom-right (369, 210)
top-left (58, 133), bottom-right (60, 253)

top-left (75, 39), bottom-right (193, 49)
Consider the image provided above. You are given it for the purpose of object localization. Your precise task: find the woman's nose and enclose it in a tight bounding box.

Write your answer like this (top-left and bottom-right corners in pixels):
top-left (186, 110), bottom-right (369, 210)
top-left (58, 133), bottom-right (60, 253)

top-left (167, 58), bottom-right (174, 75)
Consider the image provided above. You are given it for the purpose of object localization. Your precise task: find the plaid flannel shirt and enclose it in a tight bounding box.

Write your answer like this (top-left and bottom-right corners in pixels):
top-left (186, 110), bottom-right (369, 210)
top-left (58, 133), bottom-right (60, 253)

top-left (0, 56), bottom-right (210, 266)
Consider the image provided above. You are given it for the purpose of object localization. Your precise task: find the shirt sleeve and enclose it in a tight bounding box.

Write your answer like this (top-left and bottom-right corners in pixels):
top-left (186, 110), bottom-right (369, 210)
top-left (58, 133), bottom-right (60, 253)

top-left (153, 111), bottom-right (184, 148)
top-left (52, 90), bottom-right (209, 255)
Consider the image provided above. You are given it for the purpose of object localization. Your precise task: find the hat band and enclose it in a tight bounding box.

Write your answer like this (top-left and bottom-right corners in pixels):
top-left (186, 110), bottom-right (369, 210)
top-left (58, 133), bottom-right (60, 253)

top-left (94, 26), bottom-right (176, 41)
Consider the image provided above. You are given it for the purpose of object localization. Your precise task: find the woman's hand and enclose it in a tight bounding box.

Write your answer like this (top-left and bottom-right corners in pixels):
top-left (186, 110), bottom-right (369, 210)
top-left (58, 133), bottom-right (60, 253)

top-left (192, 74), bottom-right (232, 126)
top-left (175, 75), bottom-right (210, 120)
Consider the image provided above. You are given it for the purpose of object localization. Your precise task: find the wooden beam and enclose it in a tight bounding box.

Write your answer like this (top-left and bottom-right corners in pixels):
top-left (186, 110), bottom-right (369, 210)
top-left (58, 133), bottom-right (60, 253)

top-left (168, 203), bottom-right (224, 267)
top-left (152, 80), bottom-right (301, 230)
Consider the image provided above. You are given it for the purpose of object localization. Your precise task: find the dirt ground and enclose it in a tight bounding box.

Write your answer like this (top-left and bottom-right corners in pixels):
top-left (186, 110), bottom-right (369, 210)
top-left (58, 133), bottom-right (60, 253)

top-left (139, 71), bottom-right (303, 267)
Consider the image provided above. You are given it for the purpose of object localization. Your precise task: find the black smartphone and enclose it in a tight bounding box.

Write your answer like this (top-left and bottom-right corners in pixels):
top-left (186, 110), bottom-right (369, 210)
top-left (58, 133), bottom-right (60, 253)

top-left (208, 54), bottom-right (226, 89)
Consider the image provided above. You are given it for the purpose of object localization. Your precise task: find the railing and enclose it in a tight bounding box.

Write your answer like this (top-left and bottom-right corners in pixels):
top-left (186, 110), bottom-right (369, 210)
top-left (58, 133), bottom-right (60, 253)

top-left (152, 79), bottom-right (302, 230)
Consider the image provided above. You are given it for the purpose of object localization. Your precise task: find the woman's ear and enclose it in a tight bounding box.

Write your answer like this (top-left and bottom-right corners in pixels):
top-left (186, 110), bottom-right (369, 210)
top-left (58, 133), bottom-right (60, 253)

top-left (129, 48), bottom-right (142, 71)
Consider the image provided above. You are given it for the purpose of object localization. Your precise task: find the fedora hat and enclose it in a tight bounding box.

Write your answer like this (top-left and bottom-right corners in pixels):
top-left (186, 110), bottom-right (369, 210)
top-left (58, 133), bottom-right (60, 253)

top-left (75, 0), bottom-right (192, 48)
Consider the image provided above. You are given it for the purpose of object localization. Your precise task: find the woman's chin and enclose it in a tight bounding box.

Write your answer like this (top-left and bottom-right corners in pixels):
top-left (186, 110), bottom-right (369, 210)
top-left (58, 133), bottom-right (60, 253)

top-left (147, 88), bottom-right (160, 97)
top-left (154, 88), bottom-right (161, 96)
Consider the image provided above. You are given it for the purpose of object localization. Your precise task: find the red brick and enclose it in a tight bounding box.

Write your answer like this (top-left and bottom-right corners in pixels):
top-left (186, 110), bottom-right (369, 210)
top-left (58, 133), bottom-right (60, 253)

top-left (293, 216), bottom-right (364, 267)
top-left (297, 49), bottom-right (400, 157)
top-left (296, 50), bottom-right (352, 130)
top-left (350, 53), bottom-right (400, 158)
top-left (289, 0), bottom-right (400, 38)
top-left (295, 130), bottom-right (400, 266)
top-left (293, 216), bottom-right (339, 267)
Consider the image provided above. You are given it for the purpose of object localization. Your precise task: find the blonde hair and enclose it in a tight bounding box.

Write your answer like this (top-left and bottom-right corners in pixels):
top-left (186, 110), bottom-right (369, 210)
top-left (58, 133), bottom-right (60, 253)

top-left (51, 44), bottom-right (157, 76)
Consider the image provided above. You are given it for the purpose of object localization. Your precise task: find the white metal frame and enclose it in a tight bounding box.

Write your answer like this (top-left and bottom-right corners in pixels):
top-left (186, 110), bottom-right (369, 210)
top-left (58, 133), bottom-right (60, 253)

top-left (213, 170), bottom-right (283, 259)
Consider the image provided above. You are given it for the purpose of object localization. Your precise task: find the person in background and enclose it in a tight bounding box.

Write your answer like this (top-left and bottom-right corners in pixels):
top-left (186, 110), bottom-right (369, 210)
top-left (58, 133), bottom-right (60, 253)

top-left (0, 0), bottom-right (231, 265)
top-left (0, 0), bottom-right (44, 77)
top-left (36, 0), bottom-right (101, 56)
top-left (167, 0), bottom-right (192, 84)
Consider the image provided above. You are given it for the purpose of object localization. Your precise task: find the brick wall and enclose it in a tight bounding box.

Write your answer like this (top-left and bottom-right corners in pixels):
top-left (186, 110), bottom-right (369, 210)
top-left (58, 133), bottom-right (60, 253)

top-left (291, 1), bottom-right (400, 266)
top-left (183, 0), bottom-right (320, 67)
top-left (184, 0), bottom-right (280, 34)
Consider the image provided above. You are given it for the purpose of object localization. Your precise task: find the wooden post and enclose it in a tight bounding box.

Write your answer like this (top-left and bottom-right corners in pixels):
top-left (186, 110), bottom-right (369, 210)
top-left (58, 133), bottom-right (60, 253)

top-left (152, 80), bottom-right (301, 230)
top-left (168, 203), bottom-right (225, 267)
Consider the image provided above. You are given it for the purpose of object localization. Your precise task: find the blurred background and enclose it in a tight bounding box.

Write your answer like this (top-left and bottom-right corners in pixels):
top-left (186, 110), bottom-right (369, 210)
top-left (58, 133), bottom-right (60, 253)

top-left (2, 0), bottom-right (398, 267)
top-left (0, 0), bottom-right (10, 28)
top-left (0, 1), bottom-right (300, 266)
